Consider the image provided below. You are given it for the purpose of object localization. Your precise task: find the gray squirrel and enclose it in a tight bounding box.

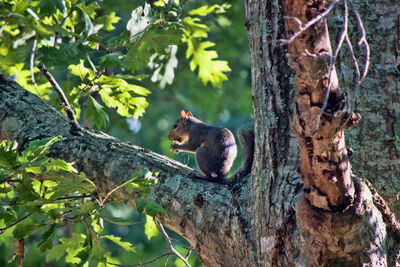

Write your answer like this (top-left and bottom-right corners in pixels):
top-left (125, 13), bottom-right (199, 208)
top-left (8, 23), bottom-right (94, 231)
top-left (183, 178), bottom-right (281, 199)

top-left (168, 110), bottom-right (254, 183)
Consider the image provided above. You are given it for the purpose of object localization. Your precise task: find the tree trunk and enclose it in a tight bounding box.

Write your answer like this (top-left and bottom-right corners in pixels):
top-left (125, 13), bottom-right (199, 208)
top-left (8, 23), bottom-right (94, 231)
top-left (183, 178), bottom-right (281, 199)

top-left (1, 0), bottom-right (400, 266)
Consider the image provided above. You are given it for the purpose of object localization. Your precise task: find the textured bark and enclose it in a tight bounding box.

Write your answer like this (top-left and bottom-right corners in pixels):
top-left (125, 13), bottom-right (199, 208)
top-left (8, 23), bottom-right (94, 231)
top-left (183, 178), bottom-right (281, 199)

top-left (244, 0), bottom-right (302, 265)
top-left (284, 0), bottom-right (359, 211)
top-left (334, 0), bottom-right (400, 219)
top-left (0, 75), bottom-right (254, 267)
top-left (281, 0), bottom-right (400, 265)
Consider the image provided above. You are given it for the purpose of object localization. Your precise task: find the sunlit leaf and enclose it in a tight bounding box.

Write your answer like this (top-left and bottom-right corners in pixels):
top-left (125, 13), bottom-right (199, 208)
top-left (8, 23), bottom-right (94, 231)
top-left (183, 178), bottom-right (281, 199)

top-left (84, 96), bottom-right (110, 129)
top-left (125, 26), bottom-right (181, 71)
top-left (37, 0), bottom-right (66, 17)
top-left (99, 52), bottom-right (123, 70)
top-left (188, 4), bottom-right (231, 16)
top-left (95, 12), bottom-right (121, 31)
top-left (144, 215), bottom-right (158, 240)
top-left (13, 217), bottom-right (46, 239)
top-left (135, 198), bottom-right (167, 217)
top-left (103, 235), bottom-right (136, 252)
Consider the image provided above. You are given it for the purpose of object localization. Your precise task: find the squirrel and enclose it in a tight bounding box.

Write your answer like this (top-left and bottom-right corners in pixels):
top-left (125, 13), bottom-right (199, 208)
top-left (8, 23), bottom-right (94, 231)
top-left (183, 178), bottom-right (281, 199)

top-left (168, 110), bottom-right (254, 184)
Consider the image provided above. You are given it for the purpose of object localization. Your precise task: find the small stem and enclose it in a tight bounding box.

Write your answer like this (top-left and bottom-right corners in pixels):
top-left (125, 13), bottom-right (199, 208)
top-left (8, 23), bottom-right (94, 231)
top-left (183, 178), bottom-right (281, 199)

top-left (0, 213), bottom-right (31, 234)
top-left (30, 39), bottom-right (40, 96)
top-left (155, 221), bottom-right (191, 267)
top-left (278, 0), bottom-right (340, 46)
top-left (106, 253), bottom-right (173, 266)
top-left (37, 63), bottom-right (81, 130)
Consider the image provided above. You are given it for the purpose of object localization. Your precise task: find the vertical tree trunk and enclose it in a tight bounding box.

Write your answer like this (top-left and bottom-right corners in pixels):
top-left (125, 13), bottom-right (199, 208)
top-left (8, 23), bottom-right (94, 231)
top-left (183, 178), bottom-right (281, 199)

top-left (284, 0), bottom-right (357, 211)
top-left (244, 0), bottom-right (302, 265)
top-left (244, 0), bottom-right (400, 265)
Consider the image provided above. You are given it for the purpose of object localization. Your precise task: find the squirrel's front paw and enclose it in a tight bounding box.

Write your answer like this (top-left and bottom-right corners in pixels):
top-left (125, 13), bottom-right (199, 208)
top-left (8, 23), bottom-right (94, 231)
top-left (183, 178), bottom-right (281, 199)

top-left (170, 144), bottom-right (180, 154)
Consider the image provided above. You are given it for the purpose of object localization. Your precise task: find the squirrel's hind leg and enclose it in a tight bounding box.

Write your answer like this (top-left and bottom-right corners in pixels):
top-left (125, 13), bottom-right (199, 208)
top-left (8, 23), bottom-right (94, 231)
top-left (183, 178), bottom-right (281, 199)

top-left (195, 147), bottom-right (221, 179)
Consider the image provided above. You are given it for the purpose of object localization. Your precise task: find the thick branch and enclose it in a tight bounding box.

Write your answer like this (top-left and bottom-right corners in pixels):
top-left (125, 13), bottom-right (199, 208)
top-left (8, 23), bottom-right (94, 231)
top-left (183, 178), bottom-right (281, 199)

top-left (0, 74), bottom-right (254, 267)
top-left (284, 0), bottom-right (356, 211)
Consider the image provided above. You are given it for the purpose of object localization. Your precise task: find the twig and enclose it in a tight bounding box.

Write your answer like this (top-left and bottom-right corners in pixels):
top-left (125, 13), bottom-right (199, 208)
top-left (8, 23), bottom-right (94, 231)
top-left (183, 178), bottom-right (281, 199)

top-left (106, 253), bottom-right (173, 266)
top-left (318, 0), bottom-right (349, 117)
top-left (348, 0), bottom-right (369, 82)
top-left (26, 8), bottom-right (40, 96)
top-left (102, 176), bottom-right (137, 204)
top-left (30, 39), bottom-right (40, 96)
top-left (155, 221), bottom-right (191, 267)
top-left (278, 0), bottom-right (340, 46)
top-left (81, 70), bottom-right (104, 94)
top-left (37, 64), bottom-right (81, 130)
top-left (26, 8), bottom-right (39, 20)
top-left (0, 213), bottom-right (31, 234)
top-left (56, 194), bottom-right (93, 201)
top-left (163, 254), bottom-right (171, 267)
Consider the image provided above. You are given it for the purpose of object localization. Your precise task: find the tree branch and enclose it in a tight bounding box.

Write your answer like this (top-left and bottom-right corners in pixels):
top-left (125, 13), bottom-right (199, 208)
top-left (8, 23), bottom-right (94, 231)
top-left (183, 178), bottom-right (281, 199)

top-left (0, 74), bottom-right (255, 267)
top-left (37, 64), bottom-right (81, 130)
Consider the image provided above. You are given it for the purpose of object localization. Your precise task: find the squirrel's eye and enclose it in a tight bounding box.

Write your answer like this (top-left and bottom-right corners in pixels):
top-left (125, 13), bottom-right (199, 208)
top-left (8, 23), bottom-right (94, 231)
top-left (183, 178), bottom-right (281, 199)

top-left (173, 124), bottom-right (178, 129)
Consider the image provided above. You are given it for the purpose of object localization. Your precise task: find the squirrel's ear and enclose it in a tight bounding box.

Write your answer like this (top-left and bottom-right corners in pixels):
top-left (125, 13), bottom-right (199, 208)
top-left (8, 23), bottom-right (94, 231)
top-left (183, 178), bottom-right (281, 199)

top-left (180, 110), bottom-right (187, 119)
top-left (186, 111), bottom-right (193, 117)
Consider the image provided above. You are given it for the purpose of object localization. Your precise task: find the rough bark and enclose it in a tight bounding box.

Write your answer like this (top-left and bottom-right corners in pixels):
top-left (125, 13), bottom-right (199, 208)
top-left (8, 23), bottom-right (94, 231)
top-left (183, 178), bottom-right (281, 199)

top-left (284, 0), bottom-right (359, 211)
top-left (281, 0), bottom-right (400, 265)
top-left (335, 0), bottom-right (400, 219)
top-left (0, 75), bottom-right (254, 267)
top-left (244, 0), bottom-right (303, 265)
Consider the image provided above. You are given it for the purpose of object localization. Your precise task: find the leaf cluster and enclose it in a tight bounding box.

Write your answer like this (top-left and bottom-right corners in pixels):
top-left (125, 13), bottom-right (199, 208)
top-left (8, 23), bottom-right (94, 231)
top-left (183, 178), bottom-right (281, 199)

top-left (0, 137), bottom-right (166, 266)
top-left (0, 0), bottom-right (233, 131)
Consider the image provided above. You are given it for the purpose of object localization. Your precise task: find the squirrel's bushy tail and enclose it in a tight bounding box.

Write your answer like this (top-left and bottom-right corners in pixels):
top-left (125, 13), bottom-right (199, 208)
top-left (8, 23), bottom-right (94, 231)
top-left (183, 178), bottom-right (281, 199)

top-left (224, 128), bottom-right (255, 184)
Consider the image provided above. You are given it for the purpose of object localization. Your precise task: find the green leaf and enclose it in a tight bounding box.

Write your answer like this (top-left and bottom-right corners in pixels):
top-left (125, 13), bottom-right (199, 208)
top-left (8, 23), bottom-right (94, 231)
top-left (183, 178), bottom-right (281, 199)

top-left (124, 171), bottom-right (156, 195)
top-left (0, 207), bottom-right (18, 226)
top-left (88, 237), bottom-right (106, 264)
top-left (81, 8), bottom-right (95, 36)
top-left (37, 0), bottom-right (66, 17)
top-left (97, 75), bottom-right (150, 118)
top-left (47, 233), bottom-right (87, 263)
top-left (46, 158), bottom-right (76, 172)
top-left (185, 40), bottom-right (231, 87)
top-left (12, 0), bottom-right (30, 14)
top-left (75, 248), bottom-right (90, 264)
top-left (39, 42), bottom-right (92, 67)
top-left (103, 235), bottom-right (136, 252)
top-left (69, 60), bottom-right (91, 81)
top-left (0, 140), bottom-right (19, 173)
top-left (47, 175), bottom-right (95, 200)
top-left (107, 31), bottom-right (129, 49)
top-left (144, 215), bottom-right (158, 240)
top-left (99, 52), bottom-right (123, 70)
top-left (135, 198), bottom-right (167, 217)
top-left (125, 26), bottom-right (182, 71)
top-left (183, 17), bottom-right (209, 38)
top-left (94, 12), bottom-right (121, 31)
top-left (37, 223), bottom-right (57, 251)
top-left (98, 207), bottom-right (136, 225)
top-left (22, 136), bottom-right (62, 162)
top-left (13, 217), bottom-right (46, 239)
top-left (84, 96), bottom-right (109, 129)
top-left (188, 4), bottom-right (231, 16)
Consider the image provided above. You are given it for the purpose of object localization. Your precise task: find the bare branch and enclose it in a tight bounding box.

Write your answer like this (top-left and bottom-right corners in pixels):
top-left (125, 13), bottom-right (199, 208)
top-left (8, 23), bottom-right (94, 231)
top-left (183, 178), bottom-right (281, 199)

top-left (348, 0), bottom-right (370, 82)
top-left (37, 64), bottom-right (81, 130)
top-left (106, 253), bottom-right (173, 267)
top-left (155, 221), bottom-right (191, 267)
top-left (26, 8), bottom-right (40, 96)
top-left (30, 39), bottom-right (40, 96)
top-left (318, 0), bottom-right (349, 117)
top-left (278, 0), bottom-right (340, 46)
top-left (0, 214), bottom-right (31, 234)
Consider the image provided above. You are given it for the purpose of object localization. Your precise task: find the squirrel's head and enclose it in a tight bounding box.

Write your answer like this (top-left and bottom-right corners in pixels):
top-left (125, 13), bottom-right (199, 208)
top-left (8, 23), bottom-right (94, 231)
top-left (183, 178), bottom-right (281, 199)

top-left (168, 110), bottom-right (193, 144)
